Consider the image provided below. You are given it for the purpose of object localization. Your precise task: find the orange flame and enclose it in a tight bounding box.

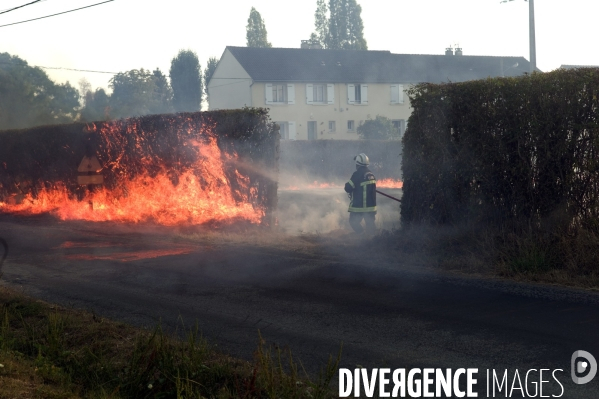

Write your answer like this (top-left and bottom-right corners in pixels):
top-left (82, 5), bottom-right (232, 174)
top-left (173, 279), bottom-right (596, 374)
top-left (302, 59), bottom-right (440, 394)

top-left (0, 125), bottom-right (263, 226)
top-left (281, 179), bottom-right (403, 190)
top-left (377, 179), bottom-right (404, 189)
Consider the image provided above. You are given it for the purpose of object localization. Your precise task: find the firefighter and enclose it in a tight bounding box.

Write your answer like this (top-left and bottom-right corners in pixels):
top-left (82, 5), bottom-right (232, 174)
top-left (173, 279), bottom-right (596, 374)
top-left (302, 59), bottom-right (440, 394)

top-left (344, 153), bottom-right (377, 234)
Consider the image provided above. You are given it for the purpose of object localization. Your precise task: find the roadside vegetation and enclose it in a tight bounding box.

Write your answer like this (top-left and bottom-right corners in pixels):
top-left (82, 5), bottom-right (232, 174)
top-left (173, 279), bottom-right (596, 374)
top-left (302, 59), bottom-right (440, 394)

top-left (399, 67), bottom-right (599, 289)
top-left (0, 287), bottom-right (339, 399)
top-left (382, 222), bottom-right (599, 290)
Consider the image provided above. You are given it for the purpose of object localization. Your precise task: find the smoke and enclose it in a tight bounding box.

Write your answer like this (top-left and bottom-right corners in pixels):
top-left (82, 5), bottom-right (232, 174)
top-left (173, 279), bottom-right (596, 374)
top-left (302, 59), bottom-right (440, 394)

top-left (276, 172), bottom-right (401, 235)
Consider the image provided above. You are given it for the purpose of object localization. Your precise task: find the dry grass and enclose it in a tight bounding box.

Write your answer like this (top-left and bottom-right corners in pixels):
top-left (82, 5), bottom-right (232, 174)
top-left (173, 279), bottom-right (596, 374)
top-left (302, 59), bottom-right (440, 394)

top-left (386, 222), bottom-right (599, 290)
top-left (0, 287), bottom-right (340, 399)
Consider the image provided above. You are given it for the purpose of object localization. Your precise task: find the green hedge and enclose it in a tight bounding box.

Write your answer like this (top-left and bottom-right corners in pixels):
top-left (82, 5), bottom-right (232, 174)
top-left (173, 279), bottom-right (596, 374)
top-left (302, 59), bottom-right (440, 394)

top-left (0, 108), bottom-right (279, 224)
top-left (401, 68), bottom-right (599, 227)
top-left (280, 140), bottom-right (402, 181)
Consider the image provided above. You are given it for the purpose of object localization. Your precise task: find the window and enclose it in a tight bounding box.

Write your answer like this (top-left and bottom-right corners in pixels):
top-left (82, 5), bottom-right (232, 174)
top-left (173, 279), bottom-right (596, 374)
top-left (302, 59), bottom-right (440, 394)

top-left (278, 122), bottom-right (289, 139)
top-left (272, 84), bottom-right (287, 103)
top-left (328, 121), bottom-right (336, 133)
top-left (347, 120), bottom-right (355, 132)
top-left (391, 84), bottom-right (404, 104)
top-left (347, 84), bottom-right (368, 105)
top-left (392, 119), bottom-right (406, 137)
top-left (265, 84), bottom-right (295, 105)
top-left (306, 84), bottom-right (334, 104)
top-left (313, 84), bottom-right (326, 103)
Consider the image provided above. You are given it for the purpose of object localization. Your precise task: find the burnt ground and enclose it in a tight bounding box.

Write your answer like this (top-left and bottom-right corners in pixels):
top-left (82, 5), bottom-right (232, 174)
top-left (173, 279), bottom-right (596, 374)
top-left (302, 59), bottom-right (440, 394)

top-left (1, 203), bottom-right (599, 397)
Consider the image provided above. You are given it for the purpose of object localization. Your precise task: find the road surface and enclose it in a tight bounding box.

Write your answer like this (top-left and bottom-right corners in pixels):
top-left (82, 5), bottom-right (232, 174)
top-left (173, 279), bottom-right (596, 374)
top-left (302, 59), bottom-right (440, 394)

top-left (1, 214), bottom-right (598, 397)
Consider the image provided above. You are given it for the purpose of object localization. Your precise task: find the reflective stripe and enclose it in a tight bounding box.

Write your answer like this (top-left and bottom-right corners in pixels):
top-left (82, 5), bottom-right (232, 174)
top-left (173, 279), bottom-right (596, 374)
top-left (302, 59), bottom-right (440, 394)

top-left (347, 179), bottom-right (377, 212)
top-left (349, 206), bottom-right (377, 212)
top-left (347, 180), bottom-right (355, 188)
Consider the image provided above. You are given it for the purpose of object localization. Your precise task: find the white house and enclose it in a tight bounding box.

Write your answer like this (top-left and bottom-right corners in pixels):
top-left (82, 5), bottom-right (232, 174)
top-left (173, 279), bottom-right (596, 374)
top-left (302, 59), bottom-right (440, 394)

top-left (208, 45), bottom-right (533, 140)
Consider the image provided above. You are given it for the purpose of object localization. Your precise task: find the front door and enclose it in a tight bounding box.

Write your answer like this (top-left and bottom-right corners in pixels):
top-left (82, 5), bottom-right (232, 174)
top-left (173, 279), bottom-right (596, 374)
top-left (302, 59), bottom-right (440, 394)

top-left (308, 121), bottom-right (317, 140)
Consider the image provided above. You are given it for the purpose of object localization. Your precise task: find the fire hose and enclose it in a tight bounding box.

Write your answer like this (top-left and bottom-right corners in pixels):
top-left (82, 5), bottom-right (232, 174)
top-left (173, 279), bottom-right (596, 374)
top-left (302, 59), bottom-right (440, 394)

top-left (376, 190), bottom-right (402, 203)
top-left (347, 190), bottom-right (402, 202)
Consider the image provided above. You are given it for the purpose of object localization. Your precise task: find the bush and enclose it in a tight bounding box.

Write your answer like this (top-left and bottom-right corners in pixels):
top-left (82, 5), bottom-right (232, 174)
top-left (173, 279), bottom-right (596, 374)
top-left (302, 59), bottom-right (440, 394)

top-left (0, 108), bottom-right (279, 224)
top-left (401, 67), bottom-right (599, 229)
top-left (357, 115), bottom-right (396, 140)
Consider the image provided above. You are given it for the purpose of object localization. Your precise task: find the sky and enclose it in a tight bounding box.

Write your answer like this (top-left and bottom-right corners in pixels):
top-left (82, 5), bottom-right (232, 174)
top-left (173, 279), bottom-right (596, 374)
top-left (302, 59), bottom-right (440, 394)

top-left (1, 0), bottom-right (598, 97)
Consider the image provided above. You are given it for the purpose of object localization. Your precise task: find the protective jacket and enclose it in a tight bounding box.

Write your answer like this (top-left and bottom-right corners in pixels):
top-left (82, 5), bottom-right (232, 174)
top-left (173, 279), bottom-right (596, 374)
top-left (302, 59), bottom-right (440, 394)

top-left (344, 166), bottom-right (377, 212)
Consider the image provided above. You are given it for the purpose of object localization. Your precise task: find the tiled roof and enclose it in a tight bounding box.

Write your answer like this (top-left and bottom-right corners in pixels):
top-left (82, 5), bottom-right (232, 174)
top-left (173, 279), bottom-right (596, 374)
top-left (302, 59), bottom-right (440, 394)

top-left (226, 46), bottom-right (536, 84)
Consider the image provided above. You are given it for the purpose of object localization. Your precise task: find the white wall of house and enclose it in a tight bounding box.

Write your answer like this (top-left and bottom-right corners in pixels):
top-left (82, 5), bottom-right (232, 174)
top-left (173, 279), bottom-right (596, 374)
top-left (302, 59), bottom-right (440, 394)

top-left (250, 82), bottom-right (412, 140)
top-left (207, 49), bottom-right (253, 110)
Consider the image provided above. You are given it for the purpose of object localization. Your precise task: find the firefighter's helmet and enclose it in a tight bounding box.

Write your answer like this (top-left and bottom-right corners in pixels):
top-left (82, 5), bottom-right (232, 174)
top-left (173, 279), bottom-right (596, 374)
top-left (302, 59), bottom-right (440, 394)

top-left (354, 153), bottom-right (370, 166)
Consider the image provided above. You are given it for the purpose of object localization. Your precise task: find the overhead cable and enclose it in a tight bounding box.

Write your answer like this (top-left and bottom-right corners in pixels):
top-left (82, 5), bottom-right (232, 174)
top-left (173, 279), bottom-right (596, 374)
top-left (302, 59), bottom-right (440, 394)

top-left (0, 0), bottom-right (115, 28)
top-left (0, 0), bottom-right (44, 15)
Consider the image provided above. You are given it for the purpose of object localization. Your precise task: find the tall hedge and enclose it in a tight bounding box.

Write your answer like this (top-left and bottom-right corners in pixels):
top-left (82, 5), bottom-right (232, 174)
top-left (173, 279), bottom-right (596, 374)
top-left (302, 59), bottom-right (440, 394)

top-left (401, 68), bottom-right (599, 228)
top-left (0, 108), bottom-right (279, 224)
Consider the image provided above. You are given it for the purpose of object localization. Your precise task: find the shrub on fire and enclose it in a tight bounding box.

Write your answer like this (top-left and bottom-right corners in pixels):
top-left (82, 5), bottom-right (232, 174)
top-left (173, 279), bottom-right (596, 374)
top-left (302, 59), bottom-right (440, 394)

top-left (401, 67), bottom-right (599, 231)
top-left (0, 108), bottom-right (279, 226)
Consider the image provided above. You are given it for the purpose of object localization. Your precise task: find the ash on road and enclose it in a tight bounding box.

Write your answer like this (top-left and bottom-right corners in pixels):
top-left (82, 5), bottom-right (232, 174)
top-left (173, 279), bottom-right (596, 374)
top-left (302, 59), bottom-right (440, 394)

top-left (1, 213), bottom-right (599, 397)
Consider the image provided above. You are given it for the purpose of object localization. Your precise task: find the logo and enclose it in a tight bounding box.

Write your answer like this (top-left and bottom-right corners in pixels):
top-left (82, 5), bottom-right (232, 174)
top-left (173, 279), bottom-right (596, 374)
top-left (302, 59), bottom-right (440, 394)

top-left (571, 350), bottom-right (597, 385)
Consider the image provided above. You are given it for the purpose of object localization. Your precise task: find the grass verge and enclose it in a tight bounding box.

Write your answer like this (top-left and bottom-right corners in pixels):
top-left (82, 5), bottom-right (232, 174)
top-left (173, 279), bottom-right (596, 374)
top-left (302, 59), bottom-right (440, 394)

top-left (385, 223), bottom-right (599, 290)
top-left (0, 287), bottom-right (340, 398)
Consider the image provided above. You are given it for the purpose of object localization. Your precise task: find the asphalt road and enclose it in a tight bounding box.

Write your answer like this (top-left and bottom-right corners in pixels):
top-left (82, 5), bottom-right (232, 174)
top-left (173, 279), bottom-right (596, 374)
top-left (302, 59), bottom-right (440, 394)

top-left (1, 214), bottom-right (599, 397)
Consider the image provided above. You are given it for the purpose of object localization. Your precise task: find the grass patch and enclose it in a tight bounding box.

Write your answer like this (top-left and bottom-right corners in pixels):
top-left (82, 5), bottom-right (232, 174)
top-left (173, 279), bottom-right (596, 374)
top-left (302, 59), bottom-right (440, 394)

top-left (0, 287), bottom-right (340, 398)
top-left (386, 222), bottom-right (599, 289)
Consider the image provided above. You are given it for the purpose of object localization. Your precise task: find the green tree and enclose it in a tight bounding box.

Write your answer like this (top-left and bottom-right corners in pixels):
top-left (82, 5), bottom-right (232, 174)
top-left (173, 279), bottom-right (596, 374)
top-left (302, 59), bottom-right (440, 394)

top-left (246, 7), bottom-right (272, 48)
top-left (326, 0), bottom-right (367, 50)
top-left (357, 115), bottom-right (394, 140)
top-left (80, 88), bottom-right (110, 122)
top-left (150, 68), bottom-right (173, 114)
top-left (169, 50), bottom-right (202, 112)
top-left (0, 52), bottom-right (80, 130)
top-left (203, 57), bottom-right (218, 104)
top-left (312, 0), bottom-right (329, 48)
top-left (109, 69), bottom-right (158, 119)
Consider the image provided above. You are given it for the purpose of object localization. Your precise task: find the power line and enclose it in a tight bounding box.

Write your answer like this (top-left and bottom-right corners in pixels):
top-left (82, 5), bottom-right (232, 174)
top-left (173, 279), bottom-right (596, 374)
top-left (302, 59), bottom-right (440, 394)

top-left (0, 61), bottom-right (118, 74)
top-left (38, 65), bottom-right (118, 74)
top-left (0, 0), bottom-right (115, 28)
top-left (0, 0), bottom-right (44, 15)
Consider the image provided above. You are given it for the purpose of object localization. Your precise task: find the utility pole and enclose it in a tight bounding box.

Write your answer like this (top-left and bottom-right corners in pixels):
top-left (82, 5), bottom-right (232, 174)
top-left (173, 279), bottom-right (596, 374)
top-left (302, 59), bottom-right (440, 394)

top-left (501, 0), bottom-right (537, 73)
top-left (528, 0), bottom-right (536, 73)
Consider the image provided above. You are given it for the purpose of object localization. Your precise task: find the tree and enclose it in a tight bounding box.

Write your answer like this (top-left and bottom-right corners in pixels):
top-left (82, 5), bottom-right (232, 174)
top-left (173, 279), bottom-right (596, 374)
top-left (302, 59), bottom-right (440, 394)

top-left (312, 0), bottom-right (329, 48)
top-left (326, 0), bottom-right (367, 50)
top-left (357, 115), bottom-right (394, 140)
top-left (109, 68), bottom-right (161, 119)
top-left (0, 52), bottom-right (80, 130)
top-left (150, 68), bottom-right (173, 114)
top-left (169, 50), bottom-right (202, 112)
top-left (78, 78), bottom-right (92, 106)
top-left (203, 57), bottom-right (218, 106)
top-left (80, 88), bottom-right (110, 122)
top-left (246, 7), bottom-right (272, 48)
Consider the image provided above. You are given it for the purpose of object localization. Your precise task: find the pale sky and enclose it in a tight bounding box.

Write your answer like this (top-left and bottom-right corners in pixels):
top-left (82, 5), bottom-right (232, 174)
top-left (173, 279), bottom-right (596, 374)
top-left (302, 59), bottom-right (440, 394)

top-left (2, 0), bottom-right (598, 96)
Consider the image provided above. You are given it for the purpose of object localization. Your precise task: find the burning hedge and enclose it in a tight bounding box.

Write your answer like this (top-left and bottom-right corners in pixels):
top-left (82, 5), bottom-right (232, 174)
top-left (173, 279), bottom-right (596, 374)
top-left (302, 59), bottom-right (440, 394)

top-left (0, 108), bottom-right (279, 226)
top-left (401, 67), bottom-right (599, 228)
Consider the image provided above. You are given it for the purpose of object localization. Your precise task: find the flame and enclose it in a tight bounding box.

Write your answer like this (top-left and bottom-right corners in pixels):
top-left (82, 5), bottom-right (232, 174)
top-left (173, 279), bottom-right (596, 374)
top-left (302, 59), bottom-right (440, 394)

top-left (0, 124), bottom-right (264, 226)
top-left (377, 179), bottom-right (404, 189)
top-left (280, 179), bottom-right (403, 191)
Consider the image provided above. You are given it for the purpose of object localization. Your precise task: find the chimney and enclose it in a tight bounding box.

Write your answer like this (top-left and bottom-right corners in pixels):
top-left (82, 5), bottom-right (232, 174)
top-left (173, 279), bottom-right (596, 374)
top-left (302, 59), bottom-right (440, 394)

top-left (455, 47), bottom-right (463, 56)
top-left (301, 40), bottom-right (322, 50)
top-left (445, 47), bottom-right (454, 56)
